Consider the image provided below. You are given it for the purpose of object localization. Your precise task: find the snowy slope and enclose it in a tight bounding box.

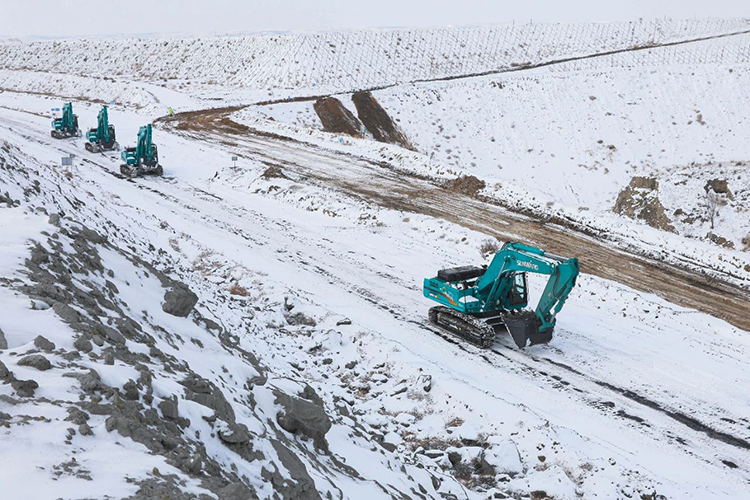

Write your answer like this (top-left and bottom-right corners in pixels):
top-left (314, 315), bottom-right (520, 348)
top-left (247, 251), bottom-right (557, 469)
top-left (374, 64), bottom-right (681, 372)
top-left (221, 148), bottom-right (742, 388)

top-left (1, 19), bottom-right (750, 500)
top-left (1, 88), bottom-right (749, 498)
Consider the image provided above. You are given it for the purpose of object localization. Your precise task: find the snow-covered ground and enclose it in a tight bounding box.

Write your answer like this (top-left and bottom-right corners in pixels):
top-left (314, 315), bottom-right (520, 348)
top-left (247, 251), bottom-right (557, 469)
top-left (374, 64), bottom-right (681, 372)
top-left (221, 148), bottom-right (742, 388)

top-left (1, 19), bottom-right (750, 499)
top-left (241, 30), bottom-right (750, 283)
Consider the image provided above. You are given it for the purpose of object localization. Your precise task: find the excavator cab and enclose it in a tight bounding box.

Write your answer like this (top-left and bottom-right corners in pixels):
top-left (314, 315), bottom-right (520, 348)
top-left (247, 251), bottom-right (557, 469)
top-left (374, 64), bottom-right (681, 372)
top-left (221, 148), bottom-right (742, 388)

top-left (507, 272), bottom-right (528, 307)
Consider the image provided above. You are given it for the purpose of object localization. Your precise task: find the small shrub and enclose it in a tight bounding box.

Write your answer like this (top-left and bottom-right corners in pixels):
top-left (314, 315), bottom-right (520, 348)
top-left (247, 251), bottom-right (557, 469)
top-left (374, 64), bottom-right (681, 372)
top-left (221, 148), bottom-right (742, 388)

top-left (229, 283), bottom-right (248, 296)
top-left (479, 239), bottom-right (501, 259)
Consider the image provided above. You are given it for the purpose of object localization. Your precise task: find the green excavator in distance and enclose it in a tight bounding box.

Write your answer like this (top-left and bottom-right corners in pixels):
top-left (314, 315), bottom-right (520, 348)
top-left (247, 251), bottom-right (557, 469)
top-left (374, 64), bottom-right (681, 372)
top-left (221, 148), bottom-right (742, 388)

top-left (51, 102), bottom-right (81, 139)
top-left (85, 106), bottom-right (118, 153)
top-left (120, 124), bottom-right (163, 178)
top-left (423, 242), bottom-right (579, 348)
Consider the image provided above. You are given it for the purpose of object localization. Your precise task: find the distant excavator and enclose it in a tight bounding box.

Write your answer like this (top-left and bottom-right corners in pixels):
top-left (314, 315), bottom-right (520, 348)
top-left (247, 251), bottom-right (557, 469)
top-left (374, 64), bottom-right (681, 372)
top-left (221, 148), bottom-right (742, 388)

top-left (120, 124), bottom-right (163, 178)
top-left (423, 242), bottom-right (579, 348)
top-left (51, 102), bottom-right (81, 139)
top-left (85, 106), bottom-right (118, 153)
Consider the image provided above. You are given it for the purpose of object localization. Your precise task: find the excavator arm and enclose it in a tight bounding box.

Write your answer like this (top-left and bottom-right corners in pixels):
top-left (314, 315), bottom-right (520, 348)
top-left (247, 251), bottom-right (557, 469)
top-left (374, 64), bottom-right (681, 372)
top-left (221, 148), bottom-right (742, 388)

top-left (479, 242), bottom-right (579, 333)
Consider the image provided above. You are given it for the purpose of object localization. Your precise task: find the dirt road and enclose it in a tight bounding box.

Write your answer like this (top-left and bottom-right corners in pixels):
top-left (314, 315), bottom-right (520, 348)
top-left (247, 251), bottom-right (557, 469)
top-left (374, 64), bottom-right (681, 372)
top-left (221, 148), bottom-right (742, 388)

top-left (159, 108), bottom-right (750, 332)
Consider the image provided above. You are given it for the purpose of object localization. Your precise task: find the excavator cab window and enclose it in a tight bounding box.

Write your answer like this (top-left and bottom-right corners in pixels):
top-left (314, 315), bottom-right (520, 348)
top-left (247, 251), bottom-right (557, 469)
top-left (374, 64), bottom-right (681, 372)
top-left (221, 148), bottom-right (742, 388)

top-left (508, 272), bottom-right (527, 306)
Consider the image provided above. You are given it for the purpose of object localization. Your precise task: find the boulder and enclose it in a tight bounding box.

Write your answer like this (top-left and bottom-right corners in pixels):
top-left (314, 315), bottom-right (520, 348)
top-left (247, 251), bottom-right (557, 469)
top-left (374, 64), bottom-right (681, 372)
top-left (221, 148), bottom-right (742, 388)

top-left (74, 336), bottom-right (93, 353)
top-left (162, 284), bottom-right (198, 317)
top-left (17, 354), bottom-right (52, 371)
top-left (274, 390), bottom-right (332, 450)
top-left (33, 336), bottom-right (55, 352)
top-left (11, 379), bottom-right (38, 397)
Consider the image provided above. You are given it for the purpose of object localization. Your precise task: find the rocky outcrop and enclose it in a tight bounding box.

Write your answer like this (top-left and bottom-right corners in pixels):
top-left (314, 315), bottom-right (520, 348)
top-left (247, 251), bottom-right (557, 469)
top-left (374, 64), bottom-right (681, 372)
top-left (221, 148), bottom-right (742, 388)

top-left (274, 388), bottom-right (332, 451)
top-left (613, 176), bottom-right (675, 232)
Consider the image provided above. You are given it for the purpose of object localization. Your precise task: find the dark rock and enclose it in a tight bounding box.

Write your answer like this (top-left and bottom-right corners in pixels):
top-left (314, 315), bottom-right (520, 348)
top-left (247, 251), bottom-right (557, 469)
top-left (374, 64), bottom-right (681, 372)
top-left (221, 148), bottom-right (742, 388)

top-left (33, 335), bottom-right (55, 352)
top-left (18, 354), bottom-right (52, 371)
top-left (0, 360), bottom-right (9, 379)
top-left (275, 390), bottom-right (332, 450)
top-left (218, 423), bottom-right (251, 445)
top-left (64, 369), bottom-right (104, 393)
top-left (123, 380), bottom-right (140, 400)
top-left (285, 312), bottom-right (316, 327)
top-left (11, 379), bottom-right (38, 397)
top-left (217, 482), bottom-right (256, 500)
top-left (66, 407), bottom-right (90, 425)
top-left (180, 374), bottom-right (235, 424)
top-left (74, 336), bottom-right (92, 353)
top-left (322, 358), bottom-right (333, 365)
top-left (159, 398), bottom-right (179, 420)
top-left (78, 423), bottom-right (93, 436)
top-left (262, 439), bottom-right (321, 500)
top-left (344, 361), bottom-right (357, 369)
top-left (95, 324), bottom-right (126, 345)
top-left (53, 302), bottom-right (81, 323)
top-left (336, 318), bottom-right (352, 326)
top-left (380, 441), bottom-right (396, 452)
top-left (0, 326), bottom-right (7, 350)
top-left (91, 335), bottom-right (104, 347)
top-left (162, 284), bottom-right (198, 317)
top-left (181, 374), bottom-right (212, 394)
top-left (448, 451), bottom-right (462, 467)
top-left (300, 384), bottom-right (324, 407)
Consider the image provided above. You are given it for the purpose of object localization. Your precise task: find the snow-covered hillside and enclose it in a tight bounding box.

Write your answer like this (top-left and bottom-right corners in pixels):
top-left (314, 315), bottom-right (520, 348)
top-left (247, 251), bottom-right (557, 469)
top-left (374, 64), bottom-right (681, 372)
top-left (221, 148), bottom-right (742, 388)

top-left (1, 19), bottom-right (749, 97)
top-left (243, 30), bottom-right (750, 273)
top-left (1, 18), bottom-right (750, 500)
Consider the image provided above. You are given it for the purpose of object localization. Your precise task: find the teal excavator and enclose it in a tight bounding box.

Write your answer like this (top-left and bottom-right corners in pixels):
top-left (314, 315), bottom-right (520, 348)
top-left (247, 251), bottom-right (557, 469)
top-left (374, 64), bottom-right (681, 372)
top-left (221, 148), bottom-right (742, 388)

top-left (85, 106), bottom-right (118, 153)
top-left (120, 124), bottom-right (162, 178)
top-left (423, 242), bottom-right (579, 348)
top-left (51, 103), bottom-right (81, 139)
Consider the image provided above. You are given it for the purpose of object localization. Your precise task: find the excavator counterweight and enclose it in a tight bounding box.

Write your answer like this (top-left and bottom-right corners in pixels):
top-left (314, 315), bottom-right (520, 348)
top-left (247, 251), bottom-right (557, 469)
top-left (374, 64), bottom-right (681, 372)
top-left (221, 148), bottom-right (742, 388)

top-left (423, 242), bottom-right (579, 348)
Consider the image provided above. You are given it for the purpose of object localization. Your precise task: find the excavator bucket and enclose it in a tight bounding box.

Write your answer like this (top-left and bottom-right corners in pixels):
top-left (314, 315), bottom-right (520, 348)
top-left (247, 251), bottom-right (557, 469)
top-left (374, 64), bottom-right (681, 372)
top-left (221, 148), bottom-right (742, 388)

top-left (502, 312), bottom-right (553, 348)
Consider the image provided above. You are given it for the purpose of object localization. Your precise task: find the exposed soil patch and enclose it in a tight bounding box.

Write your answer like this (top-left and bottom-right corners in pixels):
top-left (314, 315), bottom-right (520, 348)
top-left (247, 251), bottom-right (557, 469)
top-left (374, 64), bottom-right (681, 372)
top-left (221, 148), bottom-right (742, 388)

top-left (444, 175), bottom-right (486, 197)
top-left (613, 176), bottom-right (675, 232)
top-left (351, 92), bottom-right (415, 151)
top-left (313, 97), bottom-right (364, 137)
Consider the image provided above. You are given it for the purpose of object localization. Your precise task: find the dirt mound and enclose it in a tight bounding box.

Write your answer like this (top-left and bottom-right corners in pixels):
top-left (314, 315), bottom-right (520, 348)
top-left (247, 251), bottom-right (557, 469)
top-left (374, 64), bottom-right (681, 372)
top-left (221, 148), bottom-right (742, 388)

top-left (261, 165), bottom-right (288, 180)
top-left (613, 176), bottom-right (675, 232)
top-left (351, 92), bottom-right (415, 151)
top-left (444, 175), bottom-right (487, 197)
top-left (704, 179), bottom-right (734, 200)
top-left (313, 97), bottom-right (364, 137)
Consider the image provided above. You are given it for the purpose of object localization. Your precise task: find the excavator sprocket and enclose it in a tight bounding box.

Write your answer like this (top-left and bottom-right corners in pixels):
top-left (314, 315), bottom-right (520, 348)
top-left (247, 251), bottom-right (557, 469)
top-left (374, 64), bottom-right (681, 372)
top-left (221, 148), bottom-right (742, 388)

top-left (428, 306), bottom-right (495, 348)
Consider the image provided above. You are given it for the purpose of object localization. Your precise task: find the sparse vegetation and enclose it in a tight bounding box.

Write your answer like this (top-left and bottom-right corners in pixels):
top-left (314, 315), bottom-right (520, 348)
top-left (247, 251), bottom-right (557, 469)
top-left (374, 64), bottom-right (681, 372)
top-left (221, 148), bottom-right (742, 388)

top-left (479, 239), bottom-right (501, 259)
